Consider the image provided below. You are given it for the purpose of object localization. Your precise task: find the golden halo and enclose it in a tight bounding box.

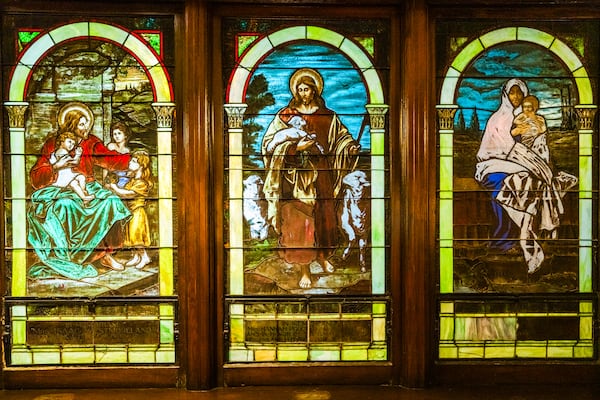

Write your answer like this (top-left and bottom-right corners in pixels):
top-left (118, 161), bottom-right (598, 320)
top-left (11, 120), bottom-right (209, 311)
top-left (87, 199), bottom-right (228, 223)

top-left (289, 68), bottom-right (324, 96)
top-left (57, 102), bottom-right (94, 131)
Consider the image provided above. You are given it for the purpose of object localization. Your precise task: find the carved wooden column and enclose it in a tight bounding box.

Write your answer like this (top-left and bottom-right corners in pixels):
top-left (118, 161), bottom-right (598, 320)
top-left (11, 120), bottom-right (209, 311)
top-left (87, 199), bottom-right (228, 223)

top-left (398, 0), bottom-right (435, 386)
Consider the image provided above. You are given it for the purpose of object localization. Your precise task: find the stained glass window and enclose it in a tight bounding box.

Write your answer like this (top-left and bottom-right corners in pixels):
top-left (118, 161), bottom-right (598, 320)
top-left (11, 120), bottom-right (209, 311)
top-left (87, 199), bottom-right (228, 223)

top-left (436, 22), bottom-right (598, 359)
top-left (223, 19), bottom-right (390, 362)
top-left (3, 16), bottom-right (177, 365)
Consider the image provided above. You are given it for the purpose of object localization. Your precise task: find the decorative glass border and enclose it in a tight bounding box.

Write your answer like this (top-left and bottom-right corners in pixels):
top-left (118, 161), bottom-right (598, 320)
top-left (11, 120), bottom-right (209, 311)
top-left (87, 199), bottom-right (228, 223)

top-left (227, 299), bottom-right (388, 362)
top-left (223, 24), bottom-right (389, 362)
top-left (4, 20), bottom-right (177, 365)
top-left (436, 26), bottom-right (597, 359)
top-left (8, 300), bottom-right (176, 365)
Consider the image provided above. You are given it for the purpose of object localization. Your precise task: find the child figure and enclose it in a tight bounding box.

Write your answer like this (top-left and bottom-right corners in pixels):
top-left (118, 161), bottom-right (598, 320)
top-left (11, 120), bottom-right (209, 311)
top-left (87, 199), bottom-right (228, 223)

top-left (511, 95), bottom-right (547, 148)
top-left (107, 150), bottom-right (152, 270)
top-left (50, 131), bottom-right (95, 203)
top-left (104, 122), bottom-right (132, 188)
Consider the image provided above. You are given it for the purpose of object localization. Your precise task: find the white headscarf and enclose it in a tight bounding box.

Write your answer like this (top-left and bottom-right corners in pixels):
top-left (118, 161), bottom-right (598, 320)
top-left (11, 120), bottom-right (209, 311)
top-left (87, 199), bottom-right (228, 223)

top-left (476, 78), bottom-right (529, 162)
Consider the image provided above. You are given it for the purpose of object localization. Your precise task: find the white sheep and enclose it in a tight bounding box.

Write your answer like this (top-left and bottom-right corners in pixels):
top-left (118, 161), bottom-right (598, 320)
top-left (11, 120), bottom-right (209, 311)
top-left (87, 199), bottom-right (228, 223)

top-left (243, 174), bottom-right (269, 241)
top-left (266, 115), bottom-right (324, 154)
top-left (339, 170), bottom-right (370, 272)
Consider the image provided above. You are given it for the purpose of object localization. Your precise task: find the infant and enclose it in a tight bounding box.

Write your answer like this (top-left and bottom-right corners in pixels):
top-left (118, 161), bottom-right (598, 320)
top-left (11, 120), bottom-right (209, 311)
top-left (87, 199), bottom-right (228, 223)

top-left (511, 95), bottom-right (547, 149)
top-left (50, 131), bottom-right (94, 203)
top-left (266, 115), bottom-right (324, 153)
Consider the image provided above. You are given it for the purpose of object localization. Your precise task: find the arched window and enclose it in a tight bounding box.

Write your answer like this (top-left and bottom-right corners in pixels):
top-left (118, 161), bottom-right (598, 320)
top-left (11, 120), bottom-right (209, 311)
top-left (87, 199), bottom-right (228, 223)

top-left (223, 21), bottom-right (390, 362)
top-left (4, 18), bottom-right (177, 365)
top-left (437, 25), bottom-right (597, 359)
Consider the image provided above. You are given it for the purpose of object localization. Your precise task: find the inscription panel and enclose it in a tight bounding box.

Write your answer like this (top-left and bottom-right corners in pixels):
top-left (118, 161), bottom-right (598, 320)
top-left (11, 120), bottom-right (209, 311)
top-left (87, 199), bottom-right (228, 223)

top-left (27, 320), bottom-right (160, 345)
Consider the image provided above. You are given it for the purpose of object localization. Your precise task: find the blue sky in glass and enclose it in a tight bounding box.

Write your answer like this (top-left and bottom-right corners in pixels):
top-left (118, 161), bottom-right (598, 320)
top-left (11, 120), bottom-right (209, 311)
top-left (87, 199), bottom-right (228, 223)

top-left (456, 43), bottom-right (575, 129)
top-left (249, 43), bottom-right (370, 152)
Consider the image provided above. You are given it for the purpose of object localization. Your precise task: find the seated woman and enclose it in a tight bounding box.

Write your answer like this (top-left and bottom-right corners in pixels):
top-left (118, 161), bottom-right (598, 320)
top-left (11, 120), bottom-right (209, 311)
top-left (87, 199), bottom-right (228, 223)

top-left (27, 102), bottom-right (132, 279)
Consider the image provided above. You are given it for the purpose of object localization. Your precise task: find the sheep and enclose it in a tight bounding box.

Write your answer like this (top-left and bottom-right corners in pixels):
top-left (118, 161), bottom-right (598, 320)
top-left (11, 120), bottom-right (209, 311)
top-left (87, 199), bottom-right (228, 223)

top-left (242, 174), bottom-right (269, 241)
top-left (266, 115), bottom-right (324, 154)
top-left (339, 170), bottom-right (370, 272)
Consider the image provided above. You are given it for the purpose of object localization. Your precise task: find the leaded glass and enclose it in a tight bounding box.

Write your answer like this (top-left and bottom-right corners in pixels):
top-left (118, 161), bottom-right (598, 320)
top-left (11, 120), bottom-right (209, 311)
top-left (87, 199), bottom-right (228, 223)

top-left (223, 19), bottom-right (390, 362)
top-left (2, 16), bottom-right (177, 365)
top-left (436, 22), bottom-right (598, 359)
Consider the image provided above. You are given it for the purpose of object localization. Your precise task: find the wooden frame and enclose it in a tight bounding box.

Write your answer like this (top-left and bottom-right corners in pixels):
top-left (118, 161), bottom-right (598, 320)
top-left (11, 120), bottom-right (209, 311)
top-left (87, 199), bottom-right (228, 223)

top-left (429, 0), bottom-right (600, 387)
top-left (1, 0), bottom-right (599, 392)
top-left (209, 2), bottom-right (403, 387)
top-left (0, 0), bottom-right (185, 390)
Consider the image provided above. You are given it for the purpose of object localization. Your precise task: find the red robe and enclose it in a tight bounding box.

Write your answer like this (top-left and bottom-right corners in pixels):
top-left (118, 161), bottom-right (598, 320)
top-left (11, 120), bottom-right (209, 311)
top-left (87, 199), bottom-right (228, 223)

top-left (30, 134), bottom-right (130, 189)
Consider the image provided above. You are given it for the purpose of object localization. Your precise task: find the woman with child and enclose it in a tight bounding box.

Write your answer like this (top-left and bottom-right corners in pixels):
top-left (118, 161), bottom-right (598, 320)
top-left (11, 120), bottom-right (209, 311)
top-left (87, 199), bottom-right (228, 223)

top-left (475, 79), bottom-right (577, 274)
top-left (28, 102), bottom-right (132, 279)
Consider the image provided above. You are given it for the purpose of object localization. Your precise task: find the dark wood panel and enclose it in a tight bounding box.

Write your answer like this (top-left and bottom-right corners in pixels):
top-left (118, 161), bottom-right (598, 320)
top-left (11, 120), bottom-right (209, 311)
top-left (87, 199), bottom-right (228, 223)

top-left (434, 364), bottom-right (600, 386)
top-left (398, 0), bottom-right (435, 388)
top-left (3, 367), bottom-right (179, 389)
top-left (179, 0), bottom-right (217, 391)
top-left (0, 0), bottom-right (184, 14)
top-left (223, 364), bottom-right (393, 386)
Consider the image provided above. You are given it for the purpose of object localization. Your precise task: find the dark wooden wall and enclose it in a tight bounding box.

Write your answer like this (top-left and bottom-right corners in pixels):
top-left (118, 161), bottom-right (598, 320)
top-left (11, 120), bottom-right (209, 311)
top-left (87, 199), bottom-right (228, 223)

top-left (2, 0), bottom-right (600, 391)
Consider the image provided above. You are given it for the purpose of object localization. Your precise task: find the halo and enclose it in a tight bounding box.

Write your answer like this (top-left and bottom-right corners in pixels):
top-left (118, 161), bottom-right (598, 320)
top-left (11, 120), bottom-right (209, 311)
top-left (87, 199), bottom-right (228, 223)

top-left (289, 68), bottom-right (324, 96)
top-left (57, 102), bottom-right (94, 131)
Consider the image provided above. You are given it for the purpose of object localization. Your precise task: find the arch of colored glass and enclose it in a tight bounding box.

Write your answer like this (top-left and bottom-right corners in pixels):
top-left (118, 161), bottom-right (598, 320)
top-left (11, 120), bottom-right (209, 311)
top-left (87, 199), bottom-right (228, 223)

top-left (224, 24), bottom-right (389, 362)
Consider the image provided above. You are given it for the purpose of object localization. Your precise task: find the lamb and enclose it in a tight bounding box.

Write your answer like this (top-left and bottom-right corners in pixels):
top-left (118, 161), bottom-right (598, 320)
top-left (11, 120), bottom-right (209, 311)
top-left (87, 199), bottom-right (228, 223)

top-left (339, 170), bottom-right (370, 272)
top-left (266, 115), bottom-right (324, 154)
top-left (242, 174), bottom-right (269, 241)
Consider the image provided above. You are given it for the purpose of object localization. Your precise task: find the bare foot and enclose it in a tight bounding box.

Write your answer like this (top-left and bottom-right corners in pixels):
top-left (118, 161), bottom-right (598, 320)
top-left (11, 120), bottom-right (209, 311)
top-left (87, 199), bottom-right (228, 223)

top-left (101, 254), bottom-right (124, 271)
top-left (125, 254), bottom-right (141, 267)
top-left (299, 263), bottom-right (312, 288)
top-left (82, 194), bottom-right (95, 205)
top-left (299, 273), bottom-right (312, 289)
top-left (321, 259), bottom-right (335, 273)
top-left (134, 252), bottom-right (151, 269)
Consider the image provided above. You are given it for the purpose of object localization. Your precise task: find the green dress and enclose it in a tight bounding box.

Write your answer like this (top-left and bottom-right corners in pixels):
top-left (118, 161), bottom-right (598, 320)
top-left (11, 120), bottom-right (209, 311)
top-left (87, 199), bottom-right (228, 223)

top-left (27, 181), bottom-right (131, 279)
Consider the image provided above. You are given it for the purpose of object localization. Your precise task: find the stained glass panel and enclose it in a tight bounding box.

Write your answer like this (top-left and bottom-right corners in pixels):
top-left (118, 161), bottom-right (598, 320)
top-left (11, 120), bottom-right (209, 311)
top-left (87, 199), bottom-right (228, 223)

top-left (436, 21), bottom-right (598, 359)
top-left (3, 16), bottom-right (177, 365)
top-left (223, 18), bottom-right (390, 362)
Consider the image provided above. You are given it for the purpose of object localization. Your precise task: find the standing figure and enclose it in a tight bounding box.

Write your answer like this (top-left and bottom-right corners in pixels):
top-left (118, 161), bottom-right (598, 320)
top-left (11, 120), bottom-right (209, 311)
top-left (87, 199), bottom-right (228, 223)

top-left (50, 131), bottom-right (95, 203)
top-left (104, 121), bottom-right (132, 188)
top-left (262, 68), bottom-right (361, 289)
top-left (107, 150), bottom-right (153, 270)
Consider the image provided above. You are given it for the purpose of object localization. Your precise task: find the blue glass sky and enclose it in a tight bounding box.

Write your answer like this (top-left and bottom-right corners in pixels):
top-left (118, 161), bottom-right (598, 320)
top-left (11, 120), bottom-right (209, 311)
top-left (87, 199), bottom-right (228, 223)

top-left (456, 43), bottom-right (575, 129)
top-left (248, 43), bottom-right (370, 151)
